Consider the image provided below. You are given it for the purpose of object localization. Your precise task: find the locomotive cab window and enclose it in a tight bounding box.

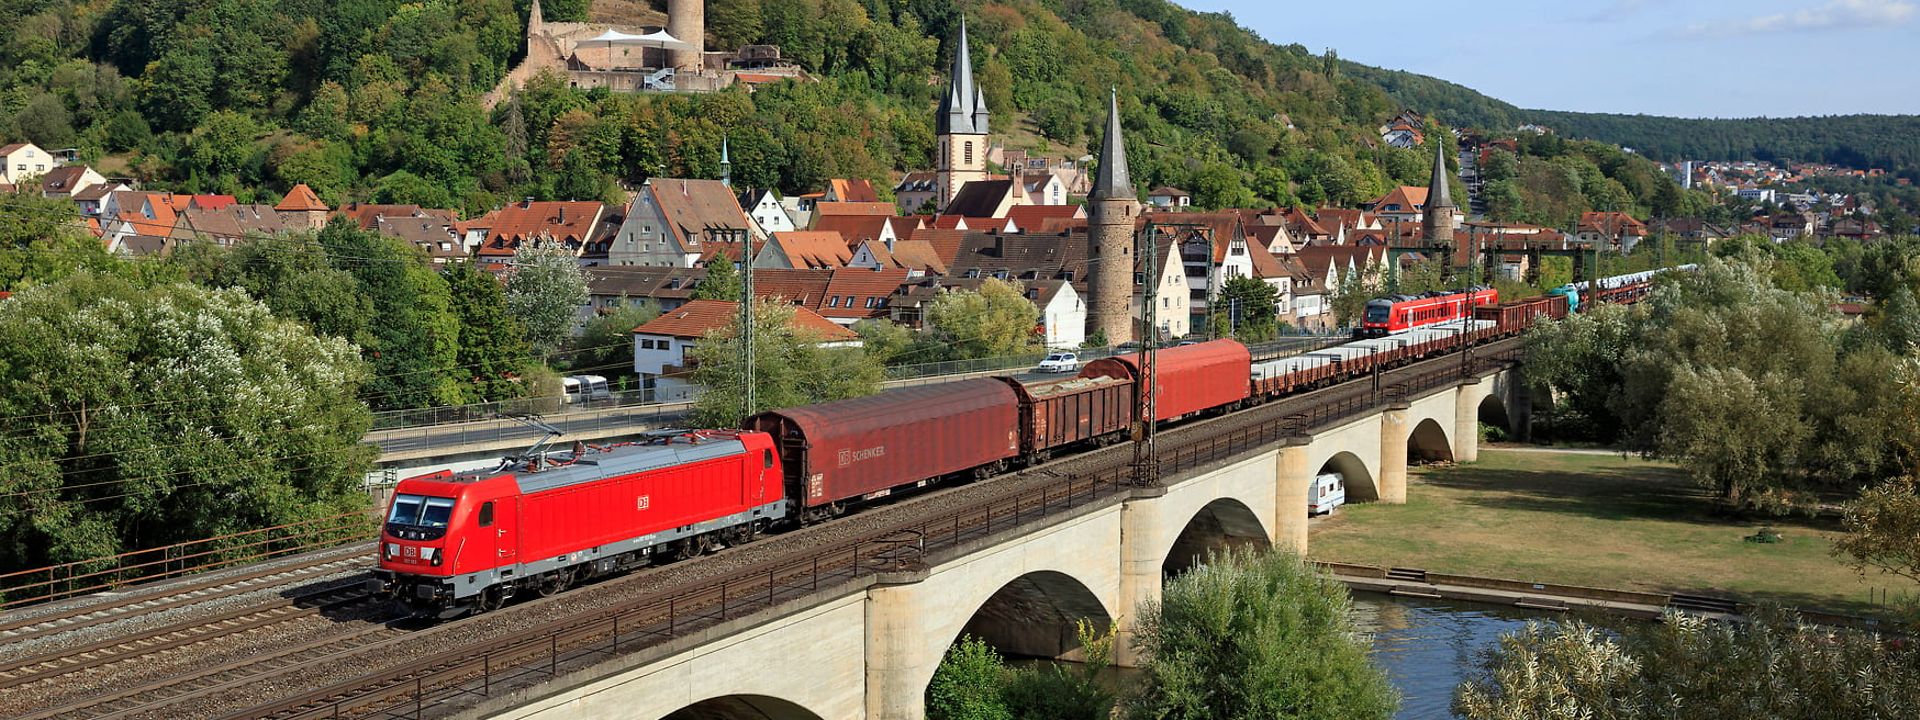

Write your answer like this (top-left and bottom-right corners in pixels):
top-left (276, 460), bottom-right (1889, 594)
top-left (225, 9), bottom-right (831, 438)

top-left (387, 494), bottom-right (457, 528)
top-left (764, 449), bottom-right (774, 468)
top-left (478, 501), bottom-right (494, 527)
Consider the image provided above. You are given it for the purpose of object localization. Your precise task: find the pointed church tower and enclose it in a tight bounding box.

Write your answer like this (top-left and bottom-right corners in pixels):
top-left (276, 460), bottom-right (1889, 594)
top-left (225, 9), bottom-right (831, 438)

top-left (1422, 138), bottom-right (1456, 247)
top-left (935, 18), bottom-right (990, 211)
top-left (720, 136), bottom-right (732, 188)
top-left (1087, 88), bottom-right (1138, 343)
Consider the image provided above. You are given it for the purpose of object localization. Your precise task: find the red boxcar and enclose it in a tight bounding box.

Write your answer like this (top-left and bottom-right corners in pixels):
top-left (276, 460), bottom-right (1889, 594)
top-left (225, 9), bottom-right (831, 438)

top-left (1472, 293), bottom-right (1568, 331)
top-left (996, 374), bottom-right (1134, 455)
top-left (371, 431), bottom-right (784, 611)
top-left (1079, 340), bottom-right (1252, 421)
top-left (746, 378), bottom-right (1020, 511)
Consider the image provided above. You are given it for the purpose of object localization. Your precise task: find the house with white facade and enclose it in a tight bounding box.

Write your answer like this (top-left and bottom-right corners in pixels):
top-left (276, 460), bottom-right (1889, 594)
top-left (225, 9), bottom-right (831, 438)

top-left (740, 189), bottom-right (796, 235)
top-left (0, 142), bottom-right (52, 185)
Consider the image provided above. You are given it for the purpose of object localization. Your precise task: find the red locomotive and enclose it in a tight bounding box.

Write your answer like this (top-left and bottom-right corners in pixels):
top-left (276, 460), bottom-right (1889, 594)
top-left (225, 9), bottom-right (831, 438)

top-left (1356, 286), bottom-right (1498, 338)
top-left (370, 430), bottom-right (784, 616)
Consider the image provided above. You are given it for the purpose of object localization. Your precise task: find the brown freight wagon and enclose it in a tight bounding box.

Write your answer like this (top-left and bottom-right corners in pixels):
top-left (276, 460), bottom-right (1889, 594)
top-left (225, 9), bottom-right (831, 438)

top-left (745, 378), bottom-right (1019, 517)
top-left (1472, 294), bottom-right (1567, 330)
top-left (1079, 340), bottom-right (1253, 422)
top-left (995, 374), bottom-right (1134, 457)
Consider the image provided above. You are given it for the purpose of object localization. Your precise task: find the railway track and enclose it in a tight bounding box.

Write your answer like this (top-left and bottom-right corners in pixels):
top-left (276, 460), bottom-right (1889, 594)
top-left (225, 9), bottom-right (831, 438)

top-left (0, 579), bottom-right (381, 695)
top-left (16, 617), bottom-right (412, 720)
top-left (0, 545), bottom-right (371, 647)
top-left (207, 339), bottom-right (1524, 720)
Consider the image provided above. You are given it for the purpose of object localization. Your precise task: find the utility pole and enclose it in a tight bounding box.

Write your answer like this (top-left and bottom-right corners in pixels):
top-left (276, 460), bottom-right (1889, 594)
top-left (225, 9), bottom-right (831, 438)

top-left (721, 227), bottom-right (754, 423)
top-left (1132, 224), bottom-right (1161, 487)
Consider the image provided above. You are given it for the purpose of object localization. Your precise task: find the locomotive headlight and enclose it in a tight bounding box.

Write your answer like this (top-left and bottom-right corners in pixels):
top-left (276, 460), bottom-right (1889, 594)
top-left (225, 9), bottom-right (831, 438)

top-left (386, 543), bottom-right (399, 558)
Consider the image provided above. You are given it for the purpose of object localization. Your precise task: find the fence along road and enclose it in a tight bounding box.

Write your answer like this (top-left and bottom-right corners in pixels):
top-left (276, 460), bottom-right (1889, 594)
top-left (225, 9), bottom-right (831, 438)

top-left (366, 336), bottom-right (1340, 463)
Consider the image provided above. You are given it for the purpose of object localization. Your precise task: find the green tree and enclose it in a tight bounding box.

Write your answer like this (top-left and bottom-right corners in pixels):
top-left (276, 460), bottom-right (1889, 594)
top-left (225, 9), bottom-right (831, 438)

top-left (504, 240), bottom-right (589, 358)
top-left (918, 279), bottom-right (1040, 361)
top-left (445, 261), bottom-right (535, 403)
top-left (1455, 611), bottom-right (1920, 719)
top-left (1129, 548), bottom-right (1398, 720)
top-left (0, 273), bottom-right (373, 569)
top-left (572, 300), bottom-right (661, 380)
top-left (0, 193), bottom-right (118, 291)
top-left (319, 222), bottom-right (463, 409)
top-left (927, 635), bottom-right (1012, 720)
top-left (1216, 275), bottom-right (1280, 341)
top-left (689, 299), bottom-right (883, 426)
top-left (693, 258), bottom-right (742, 300)
top-left (852, 318), bottom-right (915, 364)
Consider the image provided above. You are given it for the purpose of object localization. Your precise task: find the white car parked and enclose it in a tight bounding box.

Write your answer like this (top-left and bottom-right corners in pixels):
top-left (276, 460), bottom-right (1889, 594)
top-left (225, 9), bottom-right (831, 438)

top-left (1036, 352), bottom-right (1080, 373)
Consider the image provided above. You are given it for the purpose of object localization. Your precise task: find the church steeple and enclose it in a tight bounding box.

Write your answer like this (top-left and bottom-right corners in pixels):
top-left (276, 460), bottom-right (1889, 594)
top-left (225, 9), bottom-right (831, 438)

top-left (1426, 137), bottom-right (1454, 212)
top-left (937, 18), bottom-right (987, 136)
top-left (1090, 88), bottom-right (1133, 201)
top-left (720, 135), bottom-right (732, 188)
top-left (1423, 136), bottom-right (1456, 244)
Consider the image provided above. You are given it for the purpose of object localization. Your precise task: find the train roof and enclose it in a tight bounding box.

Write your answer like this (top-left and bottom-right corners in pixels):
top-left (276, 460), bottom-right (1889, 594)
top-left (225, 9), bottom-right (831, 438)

top-left (468, 435), bottom-right (750, 495)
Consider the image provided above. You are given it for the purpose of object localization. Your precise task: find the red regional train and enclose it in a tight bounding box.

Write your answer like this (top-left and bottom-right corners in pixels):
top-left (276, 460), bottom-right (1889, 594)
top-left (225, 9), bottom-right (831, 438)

top-left (1356, 286), bottom-right (1499, 338)
top-left (374, 269), bottom-right (1680, 616)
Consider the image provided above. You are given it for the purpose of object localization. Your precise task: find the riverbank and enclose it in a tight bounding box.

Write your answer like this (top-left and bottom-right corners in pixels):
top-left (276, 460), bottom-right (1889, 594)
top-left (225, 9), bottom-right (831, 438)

top-left (1310, 448), bottom-right (1886, 616)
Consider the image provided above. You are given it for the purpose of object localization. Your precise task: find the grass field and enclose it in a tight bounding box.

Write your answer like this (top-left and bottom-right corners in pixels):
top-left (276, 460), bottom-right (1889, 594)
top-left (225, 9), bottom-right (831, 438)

top-left (1309, 448), bottom-right (1894, 615)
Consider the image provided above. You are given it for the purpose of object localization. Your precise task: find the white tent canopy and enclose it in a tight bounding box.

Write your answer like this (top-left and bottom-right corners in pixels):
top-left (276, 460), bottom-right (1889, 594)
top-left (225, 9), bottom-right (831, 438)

top-left (583, 28), bottom-right (693, 51)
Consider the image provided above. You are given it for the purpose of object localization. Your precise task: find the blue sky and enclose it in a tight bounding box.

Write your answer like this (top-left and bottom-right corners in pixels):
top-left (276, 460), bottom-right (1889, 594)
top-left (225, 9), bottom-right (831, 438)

top-left (1178, 0), bottom-right (1920, 118)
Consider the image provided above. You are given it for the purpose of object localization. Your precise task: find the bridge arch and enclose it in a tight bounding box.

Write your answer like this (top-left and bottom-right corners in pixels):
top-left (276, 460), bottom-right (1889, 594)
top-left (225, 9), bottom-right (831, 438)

top-left (1163, 497), bottom-right (1271, 578)
top-left (1408, 417), bottom-right (1454, 464)
top-left (1317, 450), bottom-right (1376, 502)
top-left (1478, 392), bottom-right (1509, 434)
top-left (660, 695), bottom-right (827, 720)
top-left (947, 569), bottom-right (1114, 662)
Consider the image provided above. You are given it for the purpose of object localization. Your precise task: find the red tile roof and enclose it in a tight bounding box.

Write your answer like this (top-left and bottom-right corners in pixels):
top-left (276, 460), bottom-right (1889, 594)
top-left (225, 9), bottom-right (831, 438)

top-left (770, 231), bottom-right (853, 269)
top-left (750, 268), bottom-right (834, 306)
top-left (811, 215), bottom-right (896, 245)
top-left (1005, 205), bottom-right (1082, 232)
top-left (275, 183), bottom-right (328, 212)
top-left (1369, 186), bottom-right (1429, 213)
top-left (813, 201), bottom-right (896, 217)
top-left (633, 299), bottom-right (856, 341)
top-left (828, 178), bottom-right (881, 203)
top-left (818, 267), bottom-right (911, 320)
top-left (480, 201), bottom-right (605, 257)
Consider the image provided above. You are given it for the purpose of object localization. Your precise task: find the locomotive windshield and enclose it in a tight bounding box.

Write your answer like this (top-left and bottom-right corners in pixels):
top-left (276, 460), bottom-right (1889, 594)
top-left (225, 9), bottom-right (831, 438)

top-left (1363, 302), bottom-right (1391, 323)
top-left (387, 494), bottom-right (457, 528)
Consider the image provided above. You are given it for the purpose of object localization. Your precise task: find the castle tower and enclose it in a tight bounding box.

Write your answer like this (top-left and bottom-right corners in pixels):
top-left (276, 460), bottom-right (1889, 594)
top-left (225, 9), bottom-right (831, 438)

top-left (667, 0), bottom-right (704, 72)
top-left (1422, 137), bottom-right (1455, 247)
top-left (1087, 88), bottom-right (1137, 343)
top-left (935, 18), bottom-right (990, 211)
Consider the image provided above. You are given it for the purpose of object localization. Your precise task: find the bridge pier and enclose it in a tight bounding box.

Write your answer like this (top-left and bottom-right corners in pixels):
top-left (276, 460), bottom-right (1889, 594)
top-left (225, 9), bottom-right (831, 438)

top-left (1377, 406), bottom-right (1409, 504)
top-left (1505, 375), bottom-right (1534, 442)
top-left (1455, 380), bottom-right (1485, 463)
top-left (866, 575), bottom-right (936, 720)
top-left (1114, 486), bottom-right (1167, 668)
top-left (1274, 438), bottom-right (1312, 553)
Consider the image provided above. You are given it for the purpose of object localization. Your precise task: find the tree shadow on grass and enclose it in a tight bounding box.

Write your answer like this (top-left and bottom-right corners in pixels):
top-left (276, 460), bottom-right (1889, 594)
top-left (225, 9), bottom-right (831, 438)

top-left (1415, 461), bottom-right (1725, 526)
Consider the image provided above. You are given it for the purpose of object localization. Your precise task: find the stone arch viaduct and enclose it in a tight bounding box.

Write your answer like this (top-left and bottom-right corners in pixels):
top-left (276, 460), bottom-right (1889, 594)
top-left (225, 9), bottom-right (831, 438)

top-left (471, 366), bottom-right (1530, 720)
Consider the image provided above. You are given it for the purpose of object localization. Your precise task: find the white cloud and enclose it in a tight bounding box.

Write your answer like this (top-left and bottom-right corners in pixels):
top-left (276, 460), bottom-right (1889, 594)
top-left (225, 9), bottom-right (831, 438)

top-left (1688, 0), bottom-right (1916, 35)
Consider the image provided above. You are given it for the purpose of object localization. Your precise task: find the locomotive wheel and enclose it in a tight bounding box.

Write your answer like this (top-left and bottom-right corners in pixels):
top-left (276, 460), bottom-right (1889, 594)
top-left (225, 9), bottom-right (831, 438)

top-left (722, 522), bottom-right (760, 547)
top-left (476, 587), bottom-right (505, 613)
top-left (538, 569), bottom-right (574, 597)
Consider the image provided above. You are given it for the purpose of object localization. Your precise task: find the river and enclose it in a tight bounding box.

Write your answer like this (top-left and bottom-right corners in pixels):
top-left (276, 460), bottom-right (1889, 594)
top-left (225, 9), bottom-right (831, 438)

top-left (1351, 591), bottom-right (1563, 719)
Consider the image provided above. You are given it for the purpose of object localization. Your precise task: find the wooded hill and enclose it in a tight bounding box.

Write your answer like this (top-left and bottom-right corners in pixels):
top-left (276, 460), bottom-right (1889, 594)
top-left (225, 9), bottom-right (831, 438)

top-left (0, 0), bottom-right (1908, 217)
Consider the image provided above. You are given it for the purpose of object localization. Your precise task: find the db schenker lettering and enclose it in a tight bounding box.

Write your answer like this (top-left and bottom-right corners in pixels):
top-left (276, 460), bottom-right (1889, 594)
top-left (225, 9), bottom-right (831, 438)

top-left (838, 445), bottom-right (886, 467)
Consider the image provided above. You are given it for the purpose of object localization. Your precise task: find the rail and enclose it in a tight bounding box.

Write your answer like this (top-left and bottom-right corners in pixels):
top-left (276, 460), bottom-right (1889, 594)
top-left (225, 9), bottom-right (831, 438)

top-left (254, 342), bottom-right (1523, 720)
top-left (0, 512), bottom-right (370, 610)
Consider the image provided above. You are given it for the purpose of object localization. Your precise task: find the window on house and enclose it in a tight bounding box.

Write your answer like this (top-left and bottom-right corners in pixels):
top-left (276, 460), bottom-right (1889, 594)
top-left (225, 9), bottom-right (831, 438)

top-left (827, 297), bottom-right (839, 307)
top-left (964, 142), bottom-right (974, 165)
top-left (865, 297), bottom-right (878, 308)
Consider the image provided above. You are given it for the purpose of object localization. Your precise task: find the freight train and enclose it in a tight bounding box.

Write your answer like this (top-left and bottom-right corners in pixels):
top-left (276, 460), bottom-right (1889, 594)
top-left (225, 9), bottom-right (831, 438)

top-left (370, 267), bottom-right (1684, 616)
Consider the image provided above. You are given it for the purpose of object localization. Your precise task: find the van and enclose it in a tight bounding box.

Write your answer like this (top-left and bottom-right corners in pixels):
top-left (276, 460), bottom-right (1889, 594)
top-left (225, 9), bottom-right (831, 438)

top-left (1308, 472), bottom-right (1346, 516)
